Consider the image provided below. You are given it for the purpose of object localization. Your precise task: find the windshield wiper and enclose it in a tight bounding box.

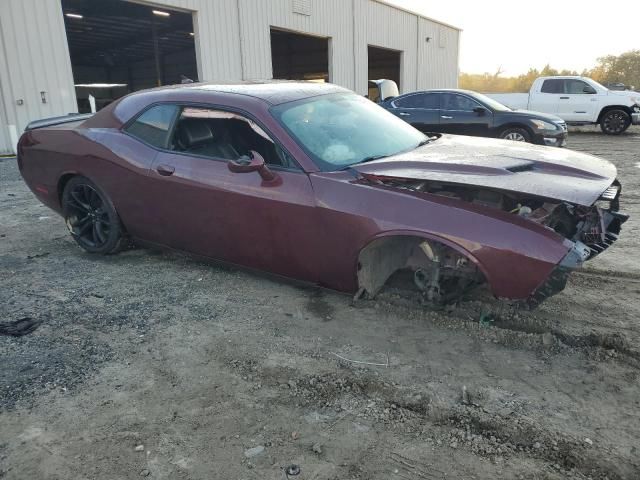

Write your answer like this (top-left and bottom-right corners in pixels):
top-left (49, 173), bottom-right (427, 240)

top-left (416, 137), bottom-right (436, 148)
top-left (358, 154), bottom-right (388, 164)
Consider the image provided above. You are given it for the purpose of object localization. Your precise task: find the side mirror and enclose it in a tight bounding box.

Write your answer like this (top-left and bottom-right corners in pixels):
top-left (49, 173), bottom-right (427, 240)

top-left (583, 86), bottom-right (597, 94)
top-left (473, 106), bottom-right (488, 116)
top-left (228, 150), bottom-right (277, 182)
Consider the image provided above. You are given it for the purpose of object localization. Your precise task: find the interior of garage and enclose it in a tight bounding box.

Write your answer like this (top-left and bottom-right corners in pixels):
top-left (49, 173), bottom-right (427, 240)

top-left (61, 0), bottom-right (197, 113)
top-left (368, 45), bottom-right (401, 92)
top-left (270, 29), bottom-right (329, 82)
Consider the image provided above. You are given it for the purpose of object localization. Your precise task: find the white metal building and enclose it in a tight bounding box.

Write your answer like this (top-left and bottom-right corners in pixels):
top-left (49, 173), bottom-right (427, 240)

top-left (0, 0), bottom-right (461, 154)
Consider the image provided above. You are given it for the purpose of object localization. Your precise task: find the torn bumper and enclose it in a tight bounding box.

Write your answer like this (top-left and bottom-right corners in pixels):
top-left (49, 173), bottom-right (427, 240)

top-left (527, 241), bottom-right (591, 308)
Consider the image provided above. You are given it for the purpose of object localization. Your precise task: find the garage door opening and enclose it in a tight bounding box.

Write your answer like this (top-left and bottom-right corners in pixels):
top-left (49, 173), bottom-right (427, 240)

top-left (62, 0), bottom-right (197, 113)
top-left (270, 29), bottom-right (329, 82)
top-left (368, 45), bottom-right (401, 94)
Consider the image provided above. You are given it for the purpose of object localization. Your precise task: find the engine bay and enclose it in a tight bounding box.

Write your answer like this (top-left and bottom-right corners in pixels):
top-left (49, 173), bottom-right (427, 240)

top-left (367, 177), bottom-right (628, 259)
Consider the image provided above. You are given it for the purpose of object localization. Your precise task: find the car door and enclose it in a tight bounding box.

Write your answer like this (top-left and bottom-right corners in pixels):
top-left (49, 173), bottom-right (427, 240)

top-left (387, 93), bottom-right (441, 133)
top-left (138, 105), bottom-right (320, 282)
top-left (556, 79), bottom-right (599, 122)
top-left (439, 93), bottom-right (492, 137)
top-left (529, 79), bottom-right (561, 115)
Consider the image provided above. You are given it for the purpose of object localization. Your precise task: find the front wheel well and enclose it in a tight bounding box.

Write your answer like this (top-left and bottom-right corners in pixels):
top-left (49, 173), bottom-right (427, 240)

top-left (597, 105), bottom-right (632, 124)
top-left (356, 235), bottom-right (487, 304)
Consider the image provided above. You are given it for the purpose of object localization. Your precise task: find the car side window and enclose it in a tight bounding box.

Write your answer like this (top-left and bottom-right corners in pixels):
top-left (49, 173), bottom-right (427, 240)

top-left (419, 94), bottom-right (439, 109)
top-left (441, 94), bottom-right (480, 112)
top-left (170, 107), bottom-right (297, 169)
top-left (393, 93), bottom-right (438, 109)
top-left (125, 104), bottom-right (179, 149)
top-left (565, 79), bottom-right (593, 94)
top-left (541, 79), bottom-right (563, 94)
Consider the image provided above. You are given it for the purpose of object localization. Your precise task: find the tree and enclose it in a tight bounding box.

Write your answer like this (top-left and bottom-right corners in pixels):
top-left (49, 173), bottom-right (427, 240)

top-left (459, 50), bottom-right (640, 92)
top-left (587, 50), bottom-right (640, 89)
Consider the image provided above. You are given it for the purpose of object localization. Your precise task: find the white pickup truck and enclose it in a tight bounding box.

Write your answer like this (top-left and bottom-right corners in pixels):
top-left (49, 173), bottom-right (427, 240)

top-left (488, 76), bottom-right (640, 135)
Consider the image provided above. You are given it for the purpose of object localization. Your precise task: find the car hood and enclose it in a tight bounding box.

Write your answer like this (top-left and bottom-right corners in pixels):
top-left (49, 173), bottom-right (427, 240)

top-left (509, 109), bottom-right (565, 123)
top-left (607, 89), bottom-right (640, 103)
top-left (351, 135), bottom-right (616, 206)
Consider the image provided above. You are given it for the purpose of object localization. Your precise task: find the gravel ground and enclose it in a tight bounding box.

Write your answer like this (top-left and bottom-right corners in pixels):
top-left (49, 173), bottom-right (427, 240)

top-left (1, 126), bottom-right (639, 479)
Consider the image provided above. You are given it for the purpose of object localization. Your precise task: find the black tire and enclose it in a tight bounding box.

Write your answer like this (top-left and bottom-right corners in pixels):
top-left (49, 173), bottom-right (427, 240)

top-left (600, 109), bottom-right (631, 135)
top-left (499, 127), bottom-right (531, 143)
top-left (61, 176), bottom-right (124, 254)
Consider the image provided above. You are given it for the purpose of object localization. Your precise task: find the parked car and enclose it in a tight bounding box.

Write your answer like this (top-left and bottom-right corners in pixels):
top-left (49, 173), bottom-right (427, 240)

top-left (488, 76), bottom-right (640, 135)
top-left (603, 82), bottom-right (634, 92)
top-left (18, 81), bottom-right (627, 307)
top-left (381, 88), bottom-right (568, 147)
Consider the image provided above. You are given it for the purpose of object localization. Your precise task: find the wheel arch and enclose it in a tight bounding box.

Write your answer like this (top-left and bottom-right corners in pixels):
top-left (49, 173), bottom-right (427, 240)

top-left (57, 171), bottom-right (81, 207)
top-left (355, 230), bottom-right (493, 298)
top-left (57, 172), bottom-right (128, 235)
top-left (597, 105), bottom-right (633, 124)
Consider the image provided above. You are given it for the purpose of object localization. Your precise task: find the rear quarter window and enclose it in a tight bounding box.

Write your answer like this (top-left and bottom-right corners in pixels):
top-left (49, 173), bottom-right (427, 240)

top-left (541, 79), bottom-right (564, 94)
top-left (125, 104), bottom-right (179, 149)
top-left (394, 93), bottom-right (438, 109)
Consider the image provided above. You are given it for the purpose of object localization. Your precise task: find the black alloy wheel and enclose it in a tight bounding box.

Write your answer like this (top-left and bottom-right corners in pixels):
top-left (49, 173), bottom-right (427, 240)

top-left (62, 176), bottom-right (124, 254)
top-left (600, 109), bottom-right (630, 135)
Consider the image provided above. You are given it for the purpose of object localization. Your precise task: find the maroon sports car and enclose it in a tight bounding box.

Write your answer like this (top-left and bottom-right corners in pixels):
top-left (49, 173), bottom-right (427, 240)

top-left (18, 81), bottom-right (627, 307)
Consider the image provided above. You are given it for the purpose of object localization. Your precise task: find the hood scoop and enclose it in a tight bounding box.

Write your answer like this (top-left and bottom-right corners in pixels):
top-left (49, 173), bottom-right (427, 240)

top-left (506, 162), bottom-right (535, 173)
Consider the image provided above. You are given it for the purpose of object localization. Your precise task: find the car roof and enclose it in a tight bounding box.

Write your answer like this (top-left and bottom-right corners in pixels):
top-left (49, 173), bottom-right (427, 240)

top-left (90, 80), bottom-right (352, 129)
top-left (130, 80), bottom-right (350, 106)
top-left (398, 88), bottom-right (479, 96)
top-left (537, 76), bottom-right (588, 80)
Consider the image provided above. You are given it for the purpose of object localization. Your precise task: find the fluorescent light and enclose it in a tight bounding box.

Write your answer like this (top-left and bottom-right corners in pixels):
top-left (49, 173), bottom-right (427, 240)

top-left (65, 13), bottom-right (83, 19)
top-left (74, 83), bottom-right (128, 88)
top-left (152, 10), bottom-right (170, 17)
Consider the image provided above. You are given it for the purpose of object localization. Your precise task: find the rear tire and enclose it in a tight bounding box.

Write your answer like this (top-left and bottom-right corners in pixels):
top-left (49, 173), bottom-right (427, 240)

top-left (61, 176), bottom-right (124, 254)
top-left (499, 127), bottom-right (531, 143)
top-left (600, 109), bottom-right (630, 135)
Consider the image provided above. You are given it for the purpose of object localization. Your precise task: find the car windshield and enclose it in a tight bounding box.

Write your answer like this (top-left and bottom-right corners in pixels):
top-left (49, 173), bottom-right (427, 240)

top-left (470, 92), bottom-right (512, 111)
top-left (271, 93), bottom-right (428, 171)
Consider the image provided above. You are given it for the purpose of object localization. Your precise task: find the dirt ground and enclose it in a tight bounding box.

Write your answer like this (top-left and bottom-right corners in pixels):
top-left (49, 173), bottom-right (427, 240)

top-left (1, 126), bottom-right (640, 480)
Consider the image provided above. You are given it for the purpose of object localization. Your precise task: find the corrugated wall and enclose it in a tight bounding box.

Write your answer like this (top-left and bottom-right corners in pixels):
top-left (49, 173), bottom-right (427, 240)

top-left (354, 0), bottom-right (417, 94)
top-left (0, 79), bottom-right (11, 154)
top-left (146, 0), bottom-right (243, 82)
top-left (418, 18), bottom-right (460, 89)
top-left (236, 0), bottom-right (355, 87)
top-left (0, 0), bottom-right (77, 154)
top-left (0, 0), bottom-right (459, 153)
top-left (155, 0), bottom-right (460, 93)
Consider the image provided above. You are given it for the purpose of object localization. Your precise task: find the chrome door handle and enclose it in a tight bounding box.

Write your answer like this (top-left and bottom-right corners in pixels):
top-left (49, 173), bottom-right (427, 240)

top-left (398, 112), bottom-right (411, 116)
top-left (441, 115), bottom-right (453, 119)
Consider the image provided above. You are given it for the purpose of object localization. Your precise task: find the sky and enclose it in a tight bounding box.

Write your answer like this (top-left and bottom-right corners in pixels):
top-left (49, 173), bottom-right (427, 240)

top-left (386, 0), bottom-right (640, 76)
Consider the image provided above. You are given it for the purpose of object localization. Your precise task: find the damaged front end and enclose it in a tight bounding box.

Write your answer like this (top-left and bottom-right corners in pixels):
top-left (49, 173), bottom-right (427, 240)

top-left (526, 181), bottom-right (628, 306)
top-left (525, 181), bottom-right (627, 260)
top-left (359, 175), bottom-right (628, 307)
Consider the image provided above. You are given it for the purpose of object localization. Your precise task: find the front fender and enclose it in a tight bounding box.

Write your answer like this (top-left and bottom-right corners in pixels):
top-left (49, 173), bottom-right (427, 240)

top-left (357, 228), bottom-right (568, 300)
top-left (311, 171), bottom-right (572, 300)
